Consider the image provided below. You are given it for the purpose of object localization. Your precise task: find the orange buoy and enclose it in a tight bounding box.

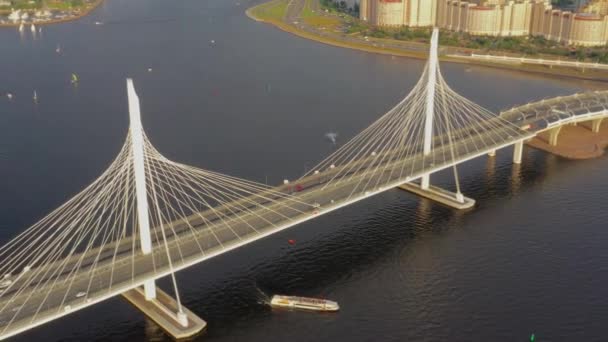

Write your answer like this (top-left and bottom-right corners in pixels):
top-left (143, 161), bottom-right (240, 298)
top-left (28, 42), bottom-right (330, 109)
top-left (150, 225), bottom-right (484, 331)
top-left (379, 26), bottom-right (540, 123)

top-left (288, 239), bottom-right (296, 245)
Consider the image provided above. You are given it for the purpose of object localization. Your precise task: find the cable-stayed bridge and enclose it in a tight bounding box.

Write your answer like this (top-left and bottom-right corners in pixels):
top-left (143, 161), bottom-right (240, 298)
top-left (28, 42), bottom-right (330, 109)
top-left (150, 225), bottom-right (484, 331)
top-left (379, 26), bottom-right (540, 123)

top-left (0, 29), bottom-right (606, 340)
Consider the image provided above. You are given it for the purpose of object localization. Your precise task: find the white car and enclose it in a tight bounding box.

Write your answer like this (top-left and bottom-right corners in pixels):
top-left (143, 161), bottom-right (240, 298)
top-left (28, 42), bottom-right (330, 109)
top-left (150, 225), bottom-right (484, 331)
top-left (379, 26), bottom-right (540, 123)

top-left (75, 291), bottom-right (87, 298)
top-left (0, 280), bottom-right (12, 289)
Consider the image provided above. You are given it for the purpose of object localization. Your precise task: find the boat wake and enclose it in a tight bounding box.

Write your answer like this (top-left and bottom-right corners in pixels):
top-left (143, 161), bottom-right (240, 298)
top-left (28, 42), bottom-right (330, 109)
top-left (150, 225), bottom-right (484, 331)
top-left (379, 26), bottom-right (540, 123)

top-left (254, 285), bottom-right (271, 306)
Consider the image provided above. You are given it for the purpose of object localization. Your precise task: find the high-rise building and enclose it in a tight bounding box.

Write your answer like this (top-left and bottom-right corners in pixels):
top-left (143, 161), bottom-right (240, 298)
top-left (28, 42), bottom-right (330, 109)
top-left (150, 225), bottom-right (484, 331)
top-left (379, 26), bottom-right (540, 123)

top-left (532, 4), bottom-right (608, 46)
top-left (436, 1), bottom-right (534, 37)
top-left (359, 0), bottom-right (437, 27)
top-left (358, 0), bottom-right (608, 46)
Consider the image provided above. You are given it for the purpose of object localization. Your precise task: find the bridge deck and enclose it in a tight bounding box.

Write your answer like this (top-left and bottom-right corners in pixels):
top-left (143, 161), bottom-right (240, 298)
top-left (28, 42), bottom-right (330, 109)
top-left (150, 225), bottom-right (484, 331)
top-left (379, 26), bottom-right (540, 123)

top-left (0, 124), bottom-right (533, 339)
top-left (4, 90), bottom-right (608, 339)
top-left (500, 90), bottom-right (608, 132)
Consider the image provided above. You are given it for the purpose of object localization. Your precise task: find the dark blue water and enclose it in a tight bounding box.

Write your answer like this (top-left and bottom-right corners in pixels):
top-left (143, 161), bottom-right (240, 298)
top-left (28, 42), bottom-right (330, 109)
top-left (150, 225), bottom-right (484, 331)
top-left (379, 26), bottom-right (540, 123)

top-left (1, 0), bottom-right (607, 341)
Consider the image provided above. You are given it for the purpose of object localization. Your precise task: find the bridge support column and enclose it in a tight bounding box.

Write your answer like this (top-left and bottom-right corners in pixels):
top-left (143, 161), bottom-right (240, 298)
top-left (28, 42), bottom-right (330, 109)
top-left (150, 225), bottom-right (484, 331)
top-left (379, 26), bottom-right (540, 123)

top-left (128, 79), bottom-right (157, 301)
top-left (402, 29), bottom-right (474, 210)
top-left (488, 149), bottom-right (496, 157)
top-left (123, 286), bottom-right (206, 339)
top-left (591, 118), bottom-right (603, 133)
top-left (144, 280), bottom-right (156, 300)
top-left (421, 29), bottom-right (439, 191)
top-left (548, 126), bottom-right (562, 146)
top-left (124, 79), bottom-right (205, 339)
top-left (513, 141), bottom-right (523, 164)
top-left (421, 174), bottom-right (430, 190)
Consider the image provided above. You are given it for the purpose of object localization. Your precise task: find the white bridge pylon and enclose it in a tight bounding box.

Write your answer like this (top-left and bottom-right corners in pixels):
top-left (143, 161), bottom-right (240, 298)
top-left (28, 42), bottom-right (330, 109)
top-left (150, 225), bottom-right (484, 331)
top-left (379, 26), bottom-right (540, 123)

top-left (303, 27), bottom-right (528, 205)
top-left (127, 79), bottom-right (156, 300)
top-left (421, 28), bottom-right (439, 190)
top-left (0, 80), bottom-right (315, 340)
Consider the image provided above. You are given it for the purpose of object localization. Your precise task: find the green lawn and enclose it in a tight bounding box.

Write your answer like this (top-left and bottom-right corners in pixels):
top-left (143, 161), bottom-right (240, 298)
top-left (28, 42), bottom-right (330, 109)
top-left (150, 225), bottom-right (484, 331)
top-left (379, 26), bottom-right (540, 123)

top-left (251, 0), bottom-right (289, 22)
top-left (301, 0), bottom-right (314, 17)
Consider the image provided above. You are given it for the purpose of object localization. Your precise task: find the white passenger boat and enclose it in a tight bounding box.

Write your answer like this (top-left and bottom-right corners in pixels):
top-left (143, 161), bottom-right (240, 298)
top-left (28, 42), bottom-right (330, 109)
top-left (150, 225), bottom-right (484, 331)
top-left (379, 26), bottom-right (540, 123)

top-left (270, 295), bottom-right (339, 312)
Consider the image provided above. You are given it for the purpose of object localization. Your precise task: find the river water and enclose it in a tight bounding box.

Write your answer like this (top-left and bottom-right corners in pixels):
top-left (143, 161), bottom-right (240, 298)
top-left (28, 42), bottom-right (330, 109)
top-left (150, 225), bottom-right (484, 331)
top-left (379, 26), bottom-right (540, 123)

top-left (1, 0), bottom-right (607, 341)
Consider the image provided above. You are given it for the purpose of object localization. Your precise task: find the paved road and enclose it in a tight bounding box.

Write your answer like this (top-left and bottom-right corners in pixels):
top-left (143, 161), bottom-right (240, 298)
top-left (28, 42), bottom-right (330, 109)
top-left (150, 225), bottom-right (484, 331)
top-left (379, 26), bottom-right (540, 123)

top-left (456, 54), bottom-right (608, 71)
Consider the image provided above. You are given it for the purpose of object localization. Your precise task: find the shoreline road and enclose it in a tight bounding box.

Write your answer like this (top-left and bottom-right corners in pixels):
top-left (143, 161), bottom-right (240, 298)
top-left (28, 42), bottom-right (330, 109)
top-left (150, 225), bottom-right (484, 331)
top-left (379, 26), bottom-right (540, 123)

top-left (280, 0), bottom-right (476, 58)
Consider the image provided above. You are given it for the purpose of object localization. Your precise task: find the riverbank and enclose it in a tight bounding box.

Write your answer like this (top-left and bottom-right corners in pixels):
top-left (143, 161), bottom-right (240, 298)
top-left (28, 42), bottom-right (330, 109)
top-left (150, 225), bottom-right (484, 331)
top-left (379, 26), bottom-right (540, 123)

top-left (527, 122), bottom-right (608, 159)
top-left (247, 0), bottom-right (608, 82)
top-left (247, 3), bottom-right (427, 58)
top-left (0, 0), bottom-right (103, 27)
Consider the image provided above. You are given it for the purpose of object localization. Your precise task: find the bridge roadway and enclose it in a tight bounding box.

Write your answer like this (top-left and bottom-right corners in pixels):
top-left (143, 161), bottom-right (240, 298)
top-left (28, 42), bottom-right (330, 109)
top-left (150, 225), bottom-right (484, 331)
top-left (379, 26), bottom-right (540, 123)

top-left (500, 90), bottom-right (608, 131)
top-left (0, 123), bottom-right (532, 338)
top-left (1, 90), bottom-right (607, 339)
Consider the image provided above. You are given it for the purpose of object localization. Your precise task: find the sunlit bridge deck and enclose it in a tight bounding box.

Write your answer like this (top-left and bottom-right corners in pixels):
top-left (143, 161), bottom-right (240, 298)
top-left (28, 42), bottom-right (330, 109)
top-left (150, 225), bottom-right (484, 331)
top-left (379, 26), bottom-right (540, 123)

top-left (501, 90), bottom-right (608, 132)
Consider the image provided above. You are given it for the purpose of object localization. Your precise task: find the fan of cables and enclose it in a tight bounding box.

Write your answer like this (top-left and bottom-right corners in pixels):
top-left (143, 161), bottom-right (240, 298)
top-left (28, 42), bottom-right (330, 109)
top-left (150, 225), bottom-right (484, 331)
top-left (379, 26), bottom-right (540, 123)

top-left (303, 43), bottom-right (528, 196)
top-left (0, 124), bottom-right (313, 336)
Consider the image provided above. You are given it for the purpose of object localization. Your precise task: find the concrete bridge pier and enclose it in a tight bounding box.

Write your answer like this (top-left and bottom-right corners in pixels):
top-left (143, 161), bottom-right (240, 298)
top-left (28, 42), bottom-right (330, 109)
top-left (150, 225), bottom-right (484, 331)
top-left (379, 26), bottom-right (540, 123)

top-left (548, 126), bottom-right (562, 146)
top-left (123, 285), bottom-right (207, 340)
top-left (399, 174), bottom-right (475, 210)
top-left (513, 141), bottom-right (523, 164)
top-left (591, 118), bottom-right (604, 133)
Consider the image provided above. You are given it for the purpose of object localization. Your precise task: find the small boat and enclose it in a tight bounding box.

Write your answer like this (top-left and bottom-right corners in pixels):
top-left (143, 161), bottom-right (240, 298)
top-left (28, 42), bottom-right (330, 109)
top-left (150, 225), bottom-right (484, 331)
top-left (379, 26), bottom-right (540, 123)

top-left (31, 24), bottom-right (36, 33)
top-left (270, 295), bottom-right (339, 312)
top-left (56, 45), bottom-right (61, 54)
top-left (6, 93), bottom-right (13, 100)
top-left (95, 21), bottom-right (103, 25)
top-left (33, 90), bottom-right (38, 102)
top-left (71, 73), bottom-right (79, 84)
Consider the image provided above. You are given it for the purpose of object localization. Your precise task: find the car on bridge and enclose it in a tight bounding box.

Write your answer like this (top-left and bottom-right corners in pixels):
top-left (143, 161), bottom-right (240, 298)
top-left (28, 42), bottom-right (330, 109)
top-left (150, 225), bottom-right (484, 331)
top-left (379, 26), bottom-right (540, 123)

top-left (0, 279), bottom-right (12, 290)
